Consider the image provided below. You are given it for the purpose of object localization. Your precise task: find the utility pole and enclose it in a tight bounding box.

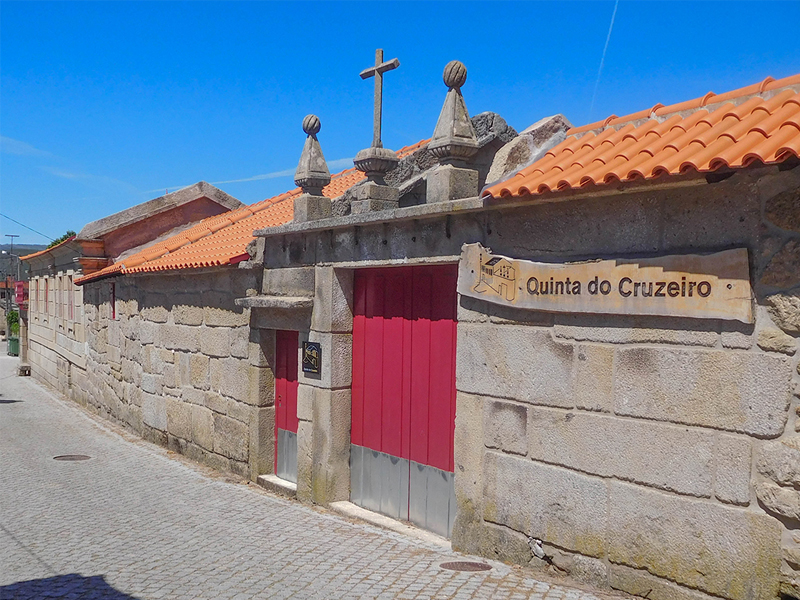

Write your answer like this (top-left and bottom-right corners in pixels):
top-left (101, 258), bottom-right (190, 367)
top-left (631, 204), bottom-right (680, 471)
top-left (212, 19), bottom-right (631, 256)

top-left (5, 235), bottom-right (19, 309)
top-left (2, 271), bottom-right (8, 320)
top-left (6, 234), bottom-right (19, 257)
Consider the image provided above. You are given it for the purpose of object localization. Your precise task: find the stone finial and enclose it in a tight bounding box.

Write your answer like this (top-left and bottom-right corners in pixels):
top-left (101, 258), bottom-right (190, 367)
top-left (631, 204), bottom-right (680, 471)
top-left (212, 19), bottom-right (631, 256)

top-left (302, 114), bottom-right (321, 136)
top-left (443, 60), bottom-right (467, 88)
top-left (293, 115), bottom-right (332, 222)
top-left (428, 60), bottom-right (479, 167)
top-left (294, 114), bottom-right (331, 196)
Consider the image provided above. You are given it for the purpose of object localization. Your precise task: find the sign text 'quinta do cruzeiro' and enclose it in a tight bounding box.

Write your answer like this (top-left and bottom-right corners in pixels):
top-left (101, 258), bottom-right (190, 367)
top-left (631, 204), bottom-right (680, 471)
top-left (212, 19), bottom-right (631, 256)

top-left (457, 243), bottom-right (753, 323)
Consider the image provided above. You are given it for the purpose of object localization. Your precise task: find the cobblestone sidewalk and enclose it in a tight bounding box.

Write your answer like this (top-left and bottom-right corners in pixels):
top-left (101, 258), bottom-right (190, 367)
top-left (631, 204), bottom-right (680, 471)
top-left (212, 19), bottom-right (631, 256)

top-left (0, 356), bottom-right (616, 600)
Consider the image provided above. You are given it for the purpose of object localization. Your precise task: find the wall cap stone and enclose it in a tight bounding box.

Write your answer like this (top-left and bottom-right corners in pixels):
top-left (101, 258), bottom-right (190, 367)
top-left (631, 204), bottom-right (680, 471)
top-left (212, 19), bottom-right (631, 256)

top-left (235, 296), bottom-right (313, 309)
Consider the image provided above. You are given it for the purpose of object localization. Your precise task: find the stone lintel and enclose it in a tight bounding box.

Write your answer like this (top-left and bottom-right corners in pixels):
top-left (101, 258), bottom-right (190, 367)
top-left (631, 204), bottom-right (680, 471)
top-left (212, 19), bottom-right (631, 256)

top-left (294, 193), bottom-right (332, 223)
top-left (426, 164), bottom-right (479, 203)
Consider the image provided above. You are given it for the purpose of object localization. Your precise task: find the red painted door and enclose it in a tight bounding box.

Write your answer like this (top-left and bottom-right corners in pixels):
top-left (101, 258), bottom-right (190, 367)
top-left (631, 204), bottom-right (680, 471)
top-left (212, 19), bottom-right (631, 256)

top-left (351, 265), bottom-right (458, 536)
top-left (275, 330), bottom-right (299, 482)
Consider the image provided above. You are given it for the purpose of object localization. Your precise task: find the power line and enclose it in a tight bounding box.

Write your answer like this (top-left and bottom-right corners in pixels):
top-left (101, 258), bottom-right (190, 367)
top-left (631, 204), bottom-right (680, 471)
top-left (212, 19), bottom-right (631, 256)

top-left (0, 213), bottom-right (55, 241)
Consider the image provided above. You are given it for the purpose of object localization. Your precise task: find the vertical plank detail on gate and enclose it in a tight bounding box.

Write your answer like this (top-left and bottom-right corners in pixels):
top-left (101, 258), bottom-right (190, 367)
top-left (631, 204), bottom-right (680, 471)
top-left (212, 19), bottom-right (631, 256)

top-left (363, 273), bottom-right (386, 453)
top-left (351, 275), bottom-right (367, 448)
top-left (352, 265), bottom-right (457, 470)
top-left (429, 267), bottom-right (458, 473)
top-left (409, 271), bottom-right (432, 469)
top-left (381, 271), bottom-right (406, 459)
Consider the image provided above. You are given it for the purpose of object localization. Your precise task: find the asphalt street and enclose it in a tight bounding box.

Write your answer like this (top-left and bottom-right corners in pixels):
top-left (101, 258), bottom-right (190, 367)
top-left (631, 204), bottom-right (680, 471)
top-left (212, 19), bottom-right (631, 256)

top-left (0, 355), bottom-right (614, 600)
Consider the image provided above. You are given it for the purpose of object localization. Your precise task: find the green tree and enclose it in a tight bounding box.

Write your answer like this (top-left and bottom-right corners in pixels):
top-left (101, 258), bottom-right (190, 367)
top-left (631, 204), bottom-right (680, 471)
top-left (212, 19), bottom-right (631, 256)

top-left (6, 310), bottom-right (19, 335)
top-left (47, 230), bottom-right (77, 248)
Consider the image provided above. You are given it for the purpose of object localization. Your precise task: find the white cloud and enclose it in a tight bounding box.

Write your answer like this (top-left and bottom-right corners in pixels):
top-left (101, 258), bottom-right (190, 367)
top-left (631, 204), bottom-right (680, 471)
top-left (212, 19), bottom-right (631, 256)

top-left (0, 136), bottom-right (54, 157)
top-left (145, 157), bottom-right (355, 194)
top-left (40, 166), bottom-right (140, 195)
top-left (211, 168), bottom-right (295, 185)
top-left (211, 157), bottom-right (354, 185)
top-left (41, 167), bottom-right (80, 179)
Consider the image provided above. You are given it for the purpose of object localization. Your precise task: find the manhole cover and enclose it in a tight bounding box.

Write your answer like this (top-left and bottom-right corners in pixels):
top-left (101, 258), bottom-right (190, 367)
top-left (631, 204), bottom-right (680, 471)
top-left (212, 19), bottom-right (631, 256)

top-left (53, 455), bottom-right (91, 461)
top-left (439, 561), bottom-right (492, 572)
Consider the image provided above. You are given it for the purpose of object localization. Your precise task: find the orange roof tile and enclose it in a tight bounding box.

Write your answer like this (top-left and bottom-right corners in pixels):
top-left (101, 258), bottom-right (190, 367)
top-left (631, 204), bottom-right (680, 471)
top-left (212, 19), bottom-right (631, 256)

top-left (19, 236), bottom-right (77, 261)
top-left (485, 74), bottom-right (800, 200)
top-left (75, 142), bottom-right (427, 284)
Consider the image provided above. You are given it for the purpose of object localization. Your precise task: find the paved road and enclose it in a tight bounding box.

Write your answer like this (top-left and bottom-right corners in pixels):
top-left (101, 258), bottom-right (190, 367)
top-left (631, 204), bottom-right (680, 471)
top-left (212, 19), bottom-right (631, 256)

top-left (0, 355), bottom-right (612, 600)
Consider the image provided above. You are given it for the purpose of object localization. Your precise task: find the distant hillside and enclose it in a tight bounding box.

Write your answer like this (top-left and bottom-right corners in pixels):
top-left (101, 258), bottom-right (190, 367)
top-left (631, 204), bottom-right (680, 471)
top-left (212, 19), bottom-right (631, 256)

top-left (1, 243), bottom-right (47, 255)
top-left (0, 244), bottom-right (45, 281)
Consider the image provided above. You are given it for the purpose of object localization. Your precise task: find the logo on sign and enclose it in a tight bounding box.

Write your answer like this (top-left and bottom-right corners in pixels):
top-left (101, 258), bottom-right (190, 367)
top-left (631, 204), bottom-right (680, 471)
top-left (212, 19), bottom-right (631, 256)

top-left (473, 255), bottom-right (517, 302)
top-left (302, 341), bottom-right (322, 374)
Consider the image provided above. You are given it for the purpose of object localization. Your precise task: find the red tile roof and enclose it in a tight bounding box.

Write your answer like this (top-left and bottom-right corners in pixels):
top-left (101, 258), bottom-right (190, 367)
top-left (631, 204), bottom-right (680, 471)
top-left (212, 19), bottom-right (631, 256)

top-left (484, 74), bottom-right (800, 199)
top-left (19, 236), bottom-right (77, 261)
top-left (75, 141), bottom-right (427, 284)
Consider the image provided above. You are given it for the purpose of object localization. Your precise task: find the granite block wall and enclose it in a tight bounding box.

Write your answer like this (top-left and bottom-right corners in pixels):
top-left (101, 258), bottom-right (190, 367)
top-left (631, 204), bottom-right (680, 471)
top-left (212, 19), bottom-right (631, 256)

top-left (258, 163), bottom-right (800, 600)
top-left (449, 166), bottom-right (800, 600)
top-left (79, 268), bottom-right (272, 479)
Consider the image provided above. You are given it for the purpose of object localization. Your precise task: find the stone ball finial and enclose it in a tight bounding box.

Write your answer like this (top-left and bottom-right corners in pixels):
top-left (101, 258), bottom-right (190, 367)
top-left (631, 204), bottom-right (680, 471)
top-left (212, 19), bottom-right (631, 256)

top-left (302, 114), bottom-right (321, 136)
top-left (443, 61), bottom-right (467, 89)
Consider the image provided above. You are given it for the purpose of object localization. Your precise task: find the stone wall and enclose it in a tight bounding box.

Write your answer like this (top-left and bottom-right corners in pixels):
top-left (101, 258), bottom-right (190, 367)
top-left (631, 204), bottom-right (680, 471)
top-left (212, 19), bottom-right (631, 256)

top-left (452, 167), bottom-right (800, 600)
top-left (78, 268), bottom-right (275, 480)
top-left (27, 272), bottom-right (86, 399)
top-left (260, 163), bottom-right (800, 600)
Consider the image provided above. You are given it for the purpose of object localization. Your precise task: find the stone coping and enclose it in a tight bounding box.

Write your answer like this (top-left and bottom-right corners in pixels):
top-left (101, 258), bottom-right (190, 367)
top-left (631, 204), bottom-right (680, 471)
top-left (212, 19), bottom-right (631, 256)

top-left (251, 171), bottom-right (714, 240)
top-left (235, 295), bottom-right (313, 309)
top-left (253, 196), bottom-right (486, 238)
top-left (79, 182), bottom-right (243, 240)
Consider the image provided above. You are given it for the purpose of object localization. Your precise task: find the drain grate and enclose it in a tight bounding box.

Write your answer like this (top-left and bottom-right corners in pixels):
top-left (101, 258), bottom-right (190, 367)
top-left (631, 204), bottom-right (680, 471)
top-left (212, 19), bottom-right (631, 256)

top-left (53, 455), bottom-right (91, 461)
top-left (439, 561), bottom-right (492, 572)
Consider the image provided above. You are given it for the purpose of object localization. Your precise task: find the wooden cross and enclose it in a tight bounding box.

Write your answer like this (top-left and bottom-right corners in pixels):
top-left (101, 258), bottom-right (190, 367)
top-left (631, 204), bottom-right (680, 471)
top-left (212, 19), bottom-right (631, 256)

top-left (360, 49), bottom-right (399, 148)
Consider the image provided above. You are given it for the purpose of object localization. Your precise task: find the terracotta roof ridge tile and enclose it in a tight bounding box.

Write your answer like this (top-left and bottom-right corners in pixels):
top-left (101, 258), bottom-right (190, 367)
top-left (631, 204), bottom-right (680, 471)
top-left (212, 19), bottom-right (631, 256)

top-left (20, 235), bottom-right (78, 260)
top-left (607, 104), bottom-right (665, 127)
top-left (569, 117), bottom-right (616, 136)
top-left (765, 73), bottom-right (800, 91)
top-left (573, 76), bottom-right (800, 140)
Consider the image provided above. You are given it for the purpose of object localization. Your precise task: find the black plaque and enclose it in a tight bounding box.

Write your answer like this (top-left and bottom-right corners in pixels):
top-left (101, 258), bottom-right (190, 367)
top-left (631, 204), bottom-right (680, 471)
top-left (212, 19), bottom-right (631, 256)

top-left (302, 341), bottom-right (322, 374)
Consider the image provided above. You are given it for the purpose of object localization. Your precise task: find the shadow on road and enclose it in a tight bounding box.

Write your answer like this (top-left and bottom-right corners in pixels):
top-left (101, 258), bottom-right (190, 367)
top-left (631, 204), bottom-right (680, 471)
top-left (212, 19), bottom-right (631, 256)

top-left (0, 573), bottom-right (141, 599)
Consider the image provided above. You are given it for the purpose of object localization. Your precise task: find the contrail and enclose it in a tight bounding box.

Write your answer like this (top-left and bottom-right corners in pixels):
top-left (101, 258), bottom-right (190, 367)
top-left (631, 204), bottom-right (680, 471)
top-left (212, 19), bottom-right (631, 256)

top-left (145, 158), bottom-right (354, 194)
top-left (589, 0), bottom-right (620, 120)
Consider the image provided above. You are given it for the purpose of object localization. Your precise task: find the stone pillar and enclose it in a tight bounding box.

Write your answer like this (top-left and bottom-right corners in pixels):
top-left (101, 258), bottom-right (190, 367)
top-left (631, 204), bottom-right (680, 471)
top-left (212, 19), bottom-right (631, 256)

top-left (426, 61), bottom-right (480, 203)
top-left (293, 115), bottom-right (332, 223)
top-left (247, 328), bottom-right (276, 481)
top-left (17, 312), bottom-right (30, 375)
top-left (296, 266), bottom-right (354, 504)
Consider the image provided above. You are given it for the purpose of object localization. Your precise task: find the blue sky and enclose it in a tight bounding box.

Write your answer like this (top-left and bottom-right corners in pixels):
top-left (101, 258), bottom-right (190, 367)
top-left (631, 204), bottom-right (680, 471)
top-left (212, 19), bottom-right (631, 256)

top-left (2, 1), bottom-right (799, 245)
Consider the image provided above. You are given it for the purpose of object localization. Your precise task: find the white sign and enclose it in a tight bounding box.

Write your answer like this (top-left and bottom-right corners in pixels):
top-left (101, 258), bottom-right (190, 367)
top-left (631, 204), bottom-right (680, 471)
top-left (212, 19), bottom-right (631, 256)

top-left (457, 243), bottom-right (753, 323)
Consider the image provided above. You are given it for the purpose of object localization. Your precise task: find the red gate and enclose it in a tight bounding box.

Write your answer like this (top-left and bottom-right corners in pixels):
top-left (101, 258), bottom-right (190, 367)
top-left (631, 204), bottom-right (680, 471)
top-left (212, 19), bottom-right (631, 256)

top-left (275, 330), bottom-right (299, 483)
top-left (350, 265), bottom-right (458, 537)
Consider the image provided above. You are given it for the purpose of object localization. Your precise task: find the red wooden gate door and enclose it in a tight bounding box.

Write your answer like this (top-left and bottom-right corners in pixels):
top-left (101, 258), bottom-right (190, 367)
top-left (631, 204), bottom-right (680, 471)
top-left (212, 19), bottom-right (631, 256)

top-left (275, 330), bottom-right (299, 483)
top-left (350, 265), bottom-right (458, 537)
